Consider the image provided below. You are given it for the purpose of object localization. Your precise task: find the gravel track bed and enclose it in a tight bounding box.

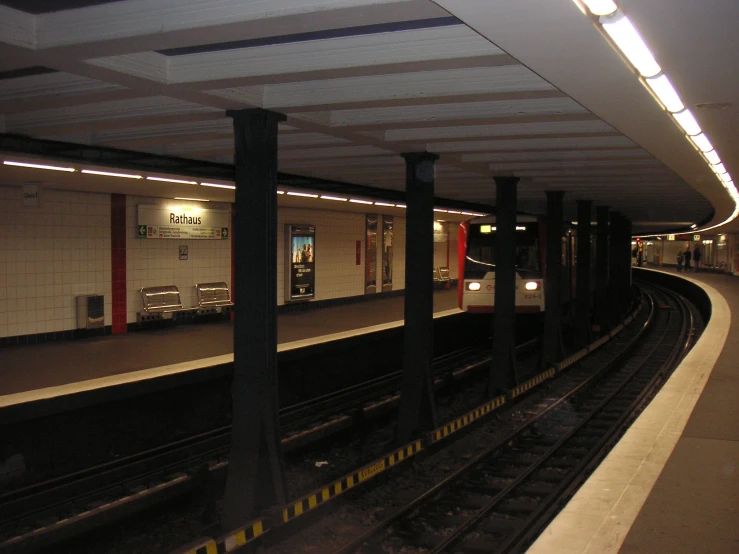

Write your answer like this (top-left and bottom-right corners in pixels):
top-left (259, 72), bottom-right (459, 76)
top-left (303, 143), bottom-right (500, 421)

top-left (54, 299), bottom-right (657, 554)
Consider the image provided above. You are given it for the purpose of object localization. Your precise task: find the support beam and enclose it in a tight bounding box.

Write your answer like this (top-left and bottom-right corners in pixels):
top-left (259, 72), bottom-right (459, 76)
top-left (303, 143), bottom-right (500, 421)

top-left (222, 108), bottom-right (287, 531)
top-left (624, 217), bottom-right (633, 310)
top-left (542, 191), bottom-right (565, 367)
top-left (608, 211), bottom-right (622, 326)
top-left (574, 199), bottom-right (592, 348)
top-left (489, 176), bottom-right (520, 395)
top-left (595, 206), bottom-right (609, 334)
top-left (396, 151), bottom-right (439, 444)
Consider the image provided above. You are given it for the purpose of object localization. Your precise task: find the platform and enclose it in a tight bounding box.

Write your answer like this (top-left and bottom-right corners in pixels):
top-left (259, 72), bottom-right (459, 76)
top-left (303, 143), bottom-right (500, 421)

top-left (527, 268), bottom-right (738, 553)
top-left (0, 289), bottom-right (460, 400)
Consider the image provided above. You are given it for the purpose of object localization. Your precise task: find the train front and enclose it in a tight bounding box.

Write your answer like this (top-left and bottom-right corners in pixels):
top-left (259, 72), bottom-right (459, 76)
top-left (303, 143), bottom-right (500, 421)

top-left (458, 217), bottom-right (545, 313)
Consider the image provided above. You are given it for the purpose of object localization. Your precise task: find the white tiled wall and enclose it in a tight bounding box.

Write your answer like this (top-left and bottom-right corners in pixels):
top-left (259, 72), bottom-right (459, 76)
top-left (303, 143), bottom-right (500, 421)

top-left (0, 186), bottom-right (111, 338)
top-left (126, 196), bottom-right (232, 322)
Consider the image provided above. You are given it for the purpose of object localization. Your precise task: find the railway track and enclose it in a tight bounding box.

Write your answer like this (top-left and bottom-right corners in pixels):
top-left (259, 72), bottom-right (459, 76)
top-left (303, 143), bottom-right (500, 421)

top-left (332, 284), bottom-right (694, 554)
top-left (0, 337), bottom-right (534, 553)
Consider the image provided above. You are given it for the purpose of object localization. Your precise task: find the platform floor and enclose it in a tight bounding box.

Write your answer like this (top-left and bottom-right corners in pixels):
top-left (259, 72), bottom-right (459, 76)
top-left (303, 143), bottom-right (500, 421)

top-left (0, 289), bottom-right (459, 397)
top-left (527, 268), bottom-right (738, 554)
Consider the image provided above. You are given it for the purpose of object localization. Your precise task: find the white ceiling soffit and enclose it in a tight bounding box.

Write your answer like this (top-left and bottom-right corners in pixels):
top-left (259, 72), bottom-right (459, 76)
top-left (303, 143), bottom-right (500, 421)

top-left (433, 0), bottom-right (737, 231)
top-left (0, 0), bottom-right (725, 233)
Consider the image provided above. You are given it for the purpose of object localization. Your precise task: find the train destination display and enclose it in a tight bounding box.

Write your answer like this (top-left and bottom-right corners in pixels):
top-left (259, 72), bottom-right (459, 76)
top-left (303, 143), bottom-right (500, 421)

top-left (286, 224), bottom-right (316, 300)
top-left (137, 205), bottom-right (229, 239)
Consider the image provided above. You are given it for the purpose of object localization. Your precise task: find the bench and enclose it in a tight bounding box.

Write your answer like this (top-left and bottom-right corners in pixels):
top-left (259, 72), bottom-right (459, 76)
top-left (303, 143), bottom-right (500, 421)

top-left (196, 282), bottom-right (234, 308)
top-left (433, 267), bottom-right (451, 288)
top-left (138, 283), bottom-right (234, 324)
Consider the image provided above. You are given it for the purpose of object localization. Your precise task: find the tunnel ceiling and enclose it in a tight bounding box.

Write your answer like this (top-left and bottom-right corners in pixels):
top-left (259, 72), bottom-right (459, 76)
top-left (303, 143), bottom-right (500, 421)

top-left (0, 0), bottom-right (735, 234)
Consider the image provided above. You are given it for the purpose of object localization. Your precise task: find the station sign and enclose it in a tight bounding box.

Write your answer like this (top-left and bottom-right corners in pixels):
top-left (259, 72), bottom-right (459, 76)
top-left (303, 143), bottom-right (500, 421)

top-left (694, 234), bottom-right (701, 241)
top-left (286, 224), bottom-right (316, 301)
top-left (137, 205), bottom-right (229, 240)
top-left (667, 234), bottom-right (675, 241)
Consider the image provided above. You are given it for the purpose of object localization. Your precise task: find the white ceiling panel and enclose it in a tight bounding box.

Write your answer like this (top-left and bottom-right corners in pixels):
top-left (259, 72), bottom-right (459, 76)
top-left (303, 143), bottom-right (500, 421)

top-left (0, 71), bottom-right (126, 102)
top-left (433, 136), bottom-right (638, 153)
top-left (330, 97), bottom-right (586, 127)
top-left (385, 120), bottom-right (616, 141)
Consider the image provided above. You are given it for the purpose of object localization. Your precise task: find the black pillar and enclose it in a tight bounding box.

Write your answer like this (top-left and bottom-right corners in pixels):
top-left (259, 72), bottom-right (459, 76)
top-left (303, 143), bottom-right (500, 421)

top-left (542, 191), bottom-right (564, 367)
top-left (222, 109), bottom-right (287, 531)
top-left (396, 152), bottom-right (439, 444)
top-left (607, 212), bottom-right (622, 325)
top-left (624, 218), bottom-right (633, 309)
top-left (574, 200), bottom-right (592, 348)
top-left (489, 176), bottom-right (520, 395)
top-left (595, 206), bottom-right (610, 334)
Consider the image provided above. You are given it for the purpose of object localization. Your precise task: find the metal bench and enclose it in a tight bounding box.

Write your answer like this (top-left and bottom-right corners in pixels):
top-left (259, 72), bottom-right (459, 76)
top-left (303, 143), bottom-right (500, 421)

top-left (196, 282), bottom-right (234, 312)
top-left (138, 285), bottom-right (187, 322)
top-left (433, 267), bottom-right (451, 288)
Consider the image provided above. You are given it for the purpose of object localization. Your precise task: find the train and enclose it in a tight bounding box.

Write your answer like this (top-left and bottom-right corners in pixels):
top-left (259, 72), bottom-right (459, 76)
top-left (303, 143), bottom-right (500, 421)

top-left (458, 215), bottom-right (586, 313)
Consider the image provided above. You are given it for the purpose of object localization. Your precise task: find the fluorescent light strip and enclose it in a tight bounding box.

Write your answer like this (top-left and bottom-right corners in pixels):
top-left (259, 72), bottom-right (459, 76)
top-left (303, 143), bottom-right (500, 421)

top-left (719, 172), bottom-right (732, 183)
top-left (201, 182), bottom-right (236, 189)
top-left (645, 74), bottom-right (684, 112)
top-left (82, 169), bottom-right (142, 179)
top-left (4, 160), bottom-right (76, 172)
top-left (174, 197), bottom-right (209, 202)
top-left (396, 204), bottom-right (407, 209)
top-left (448, 210), bottom-right (462, 214)
top-left (277, 190), bottom-right (285, 195)
top-left (713, 162), bottom-right (727, 174)
top-left (580, 0), bottom-right (618, 16)
top-left (600, 12), bottom-right (661, 78)
top-left (434, 209), bottom-right (448, 213)
top-left (286, 191), bottom-right (318, 198)
top-left (146, 176), bottom-right (197, 185)
top-left (320, 195), bottom-right (347, 202)
top-left (690, 133), bottom-right (714, 153)
top-left (672, 109), bottom-right (701, 136)
top-left (461, 212), bottom-right (475, 216)
top-left (349, 199), bottom-right (373, 205)
top-left (374, 202), bottom-right (395, 207)
top-left (704, 150), bottom-right (720, 165)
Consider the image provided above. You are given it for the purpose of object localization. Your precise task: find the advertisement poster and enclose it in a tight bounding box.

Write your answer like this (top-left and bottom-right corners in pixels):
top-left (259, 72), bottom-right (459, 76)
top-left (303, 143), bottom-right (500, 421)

top-left (382, 216), bottom-right (393, 292)
top-left (287, 224), bottom-right (315, 300)
top-left (365, 215), bottom-right (378, 294)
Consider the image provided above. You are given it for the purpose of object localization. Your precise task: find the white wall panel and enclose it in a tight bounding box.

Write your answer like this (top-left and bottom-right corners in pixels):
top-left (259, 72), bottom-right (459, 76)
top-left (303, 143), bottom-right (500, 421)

top-left (0, 186), bottom-right (111, 338)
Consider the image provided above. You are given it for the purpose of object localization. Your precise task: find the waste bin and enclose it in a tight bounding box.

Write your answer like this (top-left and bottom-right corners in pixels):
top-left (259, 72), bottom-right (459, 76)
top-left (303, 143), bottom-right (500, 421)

top-left (77, 294), bottom-right (104, 329)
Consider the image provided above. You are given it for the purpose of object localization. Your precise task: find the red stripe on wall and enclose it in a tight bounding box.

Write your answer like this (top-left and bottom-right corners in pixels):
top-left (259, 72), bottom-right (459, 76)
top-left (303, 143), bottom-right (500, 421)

top-left (111, 194), bottom-right (127, 334)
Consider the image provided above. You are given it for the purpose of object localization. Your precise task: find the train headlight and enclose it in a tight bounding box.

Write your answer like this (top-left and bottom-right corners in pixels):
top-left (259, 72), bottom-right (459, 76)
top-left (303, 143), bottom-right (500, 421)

top-left (467, 282), bottom-right (481, 291)
top-left (524, 281), bottom-right (539, 291)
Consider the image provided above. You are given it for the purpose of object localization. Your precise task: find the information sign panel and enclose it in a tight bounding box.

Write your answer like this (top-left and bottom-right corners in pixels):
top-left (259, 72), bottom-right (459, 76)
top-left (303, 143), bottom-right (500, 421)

top-left (286, 224), bottom-right (316, 301)
top-left (366, 215), bottom-right (378, 294)
top-left (137, 205), bottom-right (229, 240)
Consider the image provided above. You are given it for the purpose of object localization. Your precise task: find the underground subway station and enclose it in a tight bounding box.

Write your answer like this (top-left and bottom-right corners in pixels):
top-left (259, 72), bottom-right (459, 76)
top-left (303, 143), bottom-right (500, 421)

top-left (0, 1), bottom-right (737, 553)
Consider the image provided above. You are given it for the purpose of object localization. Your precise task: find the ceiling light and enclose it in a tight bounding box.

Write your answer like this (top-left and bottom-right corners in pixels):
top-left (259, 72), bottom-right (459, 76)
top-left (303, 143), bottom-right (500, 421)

top-left (713, 162), bottom-right (727, 174)
top-left (174, 197), bottom-right (209, 202)
top-left (462, 212), bottom-right (476, 216)
top-left (82, 169), bottom-right (142, 179)
top-left (201, 182), bottom-right (236, 189)
top-left (690, 133), bottom-right (714, 153)
top-left (704, 150), bottom-right (720, 165)
top-left (690, 224), bottom-right (697, 229)
top-left (579, 0), bottom-right (618, 16)
top-left (277, 190), bottom-right (285, 194)
top-left (600, 12), bottom-right (661, 78)
top-left (146, 176), bottom-right (197, 185)
top-left (472, 213), bottom-right (486, 217)
top-left (434, 208), bottom-right (448, 213)
top-left (349, 199), bottom-right (373, 205)
top-left (286, 191), bottom-right (318, 198)
top-left (448, 210), bottom-right (462, 214)
top-left (374, 202), bottom-right (395, 207)
top-left (4, 160), bottom-right (76, 172)
top-left (396, 204), bottom-right (407, 209)
top-left (645, 74), bottom-right (684, 112)
top-left (672, 109), bottom-right (701, 136)
top-left (320, 195), bottom-right (347, 202)
top-left (719, 173), bottom-right (732, 184)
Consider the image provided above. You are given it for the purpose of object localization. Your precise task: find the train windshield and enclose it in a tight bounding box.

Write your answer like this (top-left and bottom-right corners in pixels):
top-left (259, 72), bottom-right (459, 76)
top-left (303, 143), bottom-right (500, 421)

top-left (465, 223), bottom-right (541, 279)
